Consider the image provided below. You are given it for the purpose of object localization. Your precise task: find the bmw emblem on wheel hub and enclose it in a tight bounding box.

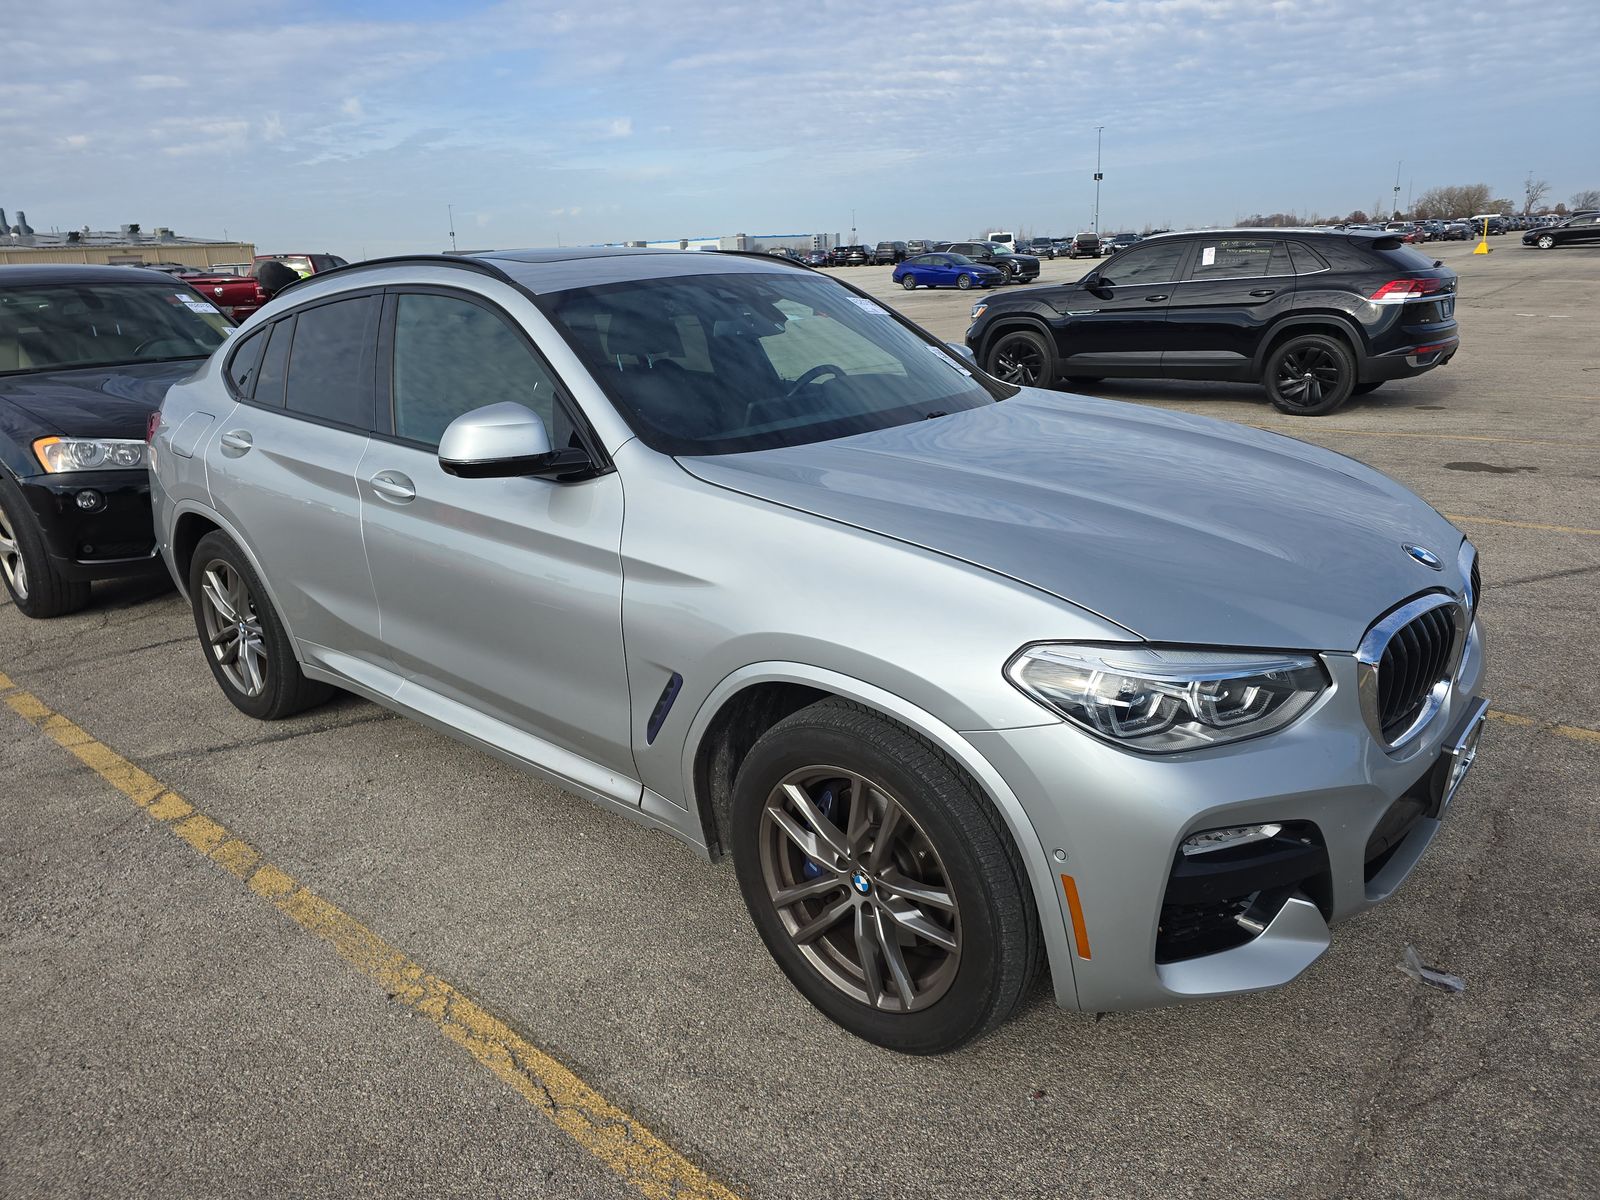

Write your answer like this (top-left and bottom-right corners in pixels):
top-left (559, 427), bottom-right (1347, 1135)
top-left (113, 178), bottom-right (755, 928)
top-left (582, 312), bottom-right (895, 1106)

top-left (851, 871), bottom-right (872, 895)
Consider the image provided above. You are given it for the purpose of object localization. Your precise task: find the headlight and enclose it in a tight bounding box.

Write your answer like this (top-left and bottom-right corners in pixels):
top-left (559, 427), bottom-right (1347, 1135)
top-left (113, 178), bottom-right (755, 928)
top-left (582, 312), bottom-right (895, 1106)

top-left (32, 437), bottom-right (148, 473)
top-left (970, 302), bottom-right (988, 320)
top-left (1005, 644), bottom-right (1328, 753)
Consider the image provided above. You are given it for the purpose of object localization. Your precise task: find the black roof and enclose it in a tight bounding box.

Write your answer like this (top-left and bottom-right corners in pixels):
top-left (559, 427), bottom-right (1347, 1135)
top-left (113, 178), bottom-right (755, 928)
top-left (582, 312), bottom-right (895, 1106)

top-left (0, 263), bottom-right (185, 287)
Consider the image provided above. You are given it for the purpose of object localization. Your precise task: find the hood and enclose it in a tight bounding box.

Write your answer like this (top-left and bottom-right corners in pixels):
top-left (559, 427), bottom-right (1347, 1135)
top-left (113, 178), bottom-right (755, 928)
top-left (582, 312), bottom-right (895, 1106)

top-left (0, 360), bottom-right (202, 439)
top-left (679, 392), bottom-right (1464, 652)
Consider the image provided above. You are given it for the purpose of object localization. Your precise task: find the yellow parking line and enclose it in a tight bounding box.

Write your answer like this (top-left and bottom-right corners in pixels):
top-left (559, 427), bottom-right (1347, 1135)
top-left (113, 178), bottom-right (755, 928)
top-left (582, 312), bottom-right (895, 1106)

top-left (1442, 514), bottom-right (1600, 537)
top-left (1246, 424), bottom-right (1597, 450)
top-left (1488, 708), bottom-right (1600, 746)
top-left (1, 674), bottom-right (742, 1200)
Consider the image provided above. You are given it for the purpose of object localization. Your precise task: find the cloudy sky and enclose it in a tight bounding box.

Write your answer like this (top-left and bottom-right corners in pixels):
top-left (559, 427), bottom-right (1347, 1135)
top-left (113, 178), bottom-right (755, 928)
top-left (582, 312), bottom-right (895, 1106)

top-left (7, 0), bottom-right (1597, 255)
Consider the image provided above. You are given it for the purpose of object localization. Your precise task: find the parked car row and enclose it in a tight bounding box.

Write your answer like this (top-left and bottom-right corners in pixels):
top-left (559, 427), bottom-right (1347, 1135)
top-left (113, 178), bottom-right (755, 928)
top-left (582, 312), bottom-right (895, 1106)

top-left (0, 244), bottom-right (1488, 1057)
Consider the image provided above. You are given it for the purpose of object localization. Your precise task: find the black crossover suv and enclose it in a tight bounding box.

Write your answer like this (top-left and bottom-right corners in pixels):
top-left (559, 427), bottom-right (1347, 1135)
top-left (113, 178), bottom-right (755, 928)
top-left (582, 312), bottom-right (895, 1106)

top-left (965, 230), bottom-right (1459, 415)
top-left (0, 264), bottom-right (231, 616)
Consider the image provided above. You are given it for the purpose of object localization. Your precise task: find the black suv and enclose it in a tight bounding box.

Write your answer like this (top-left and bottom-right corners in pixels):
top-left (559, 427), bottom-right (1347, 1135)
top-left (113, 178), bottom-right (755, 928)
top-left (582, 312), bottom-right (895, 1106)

top-left (939, 241), bottom-right (1040, 283)
top-left (965, 230), bottom-right (1458, 416)
top-left (0, 264), bottom-right (233, 615)
top-left (872, 240), bottom-right (908, 264)
top-left (1024, 237), bottom-right (1057, 259)
top-left (831, 244), bottom-right (870, 266)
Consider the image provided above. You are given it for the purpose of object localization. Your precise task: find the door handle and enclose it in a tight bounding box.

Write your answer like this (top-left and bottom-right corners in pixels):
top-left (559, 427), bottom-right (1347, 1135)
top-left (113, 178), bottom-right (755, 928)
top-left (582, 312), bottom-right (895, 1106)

top-left (1144, 294), bottom-right (1169, 302)
top-left (370, 471), bottom-right (416, 503)
top-left (1249, 288), bottom-right (1277, 297)
top-left (219, 430), bottom-right (253, 455)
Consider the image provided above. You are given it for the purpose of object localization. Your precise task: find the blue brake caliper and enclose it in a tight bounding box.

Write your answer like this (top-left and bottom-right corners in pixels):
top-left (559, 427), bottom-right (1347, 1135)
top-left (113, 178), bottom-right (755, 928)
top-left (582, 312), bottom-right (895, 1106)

top-left (800, 782), bottom-right (840, 880)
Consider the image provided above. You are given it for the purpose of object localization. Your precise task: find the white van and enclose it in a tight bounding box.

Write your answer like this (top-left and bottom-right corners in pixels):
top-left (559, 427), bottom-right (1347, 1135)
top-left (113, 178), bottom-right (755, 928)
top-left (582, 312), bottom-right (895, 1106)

top-left (987, 230), bottom-right (1015, 247)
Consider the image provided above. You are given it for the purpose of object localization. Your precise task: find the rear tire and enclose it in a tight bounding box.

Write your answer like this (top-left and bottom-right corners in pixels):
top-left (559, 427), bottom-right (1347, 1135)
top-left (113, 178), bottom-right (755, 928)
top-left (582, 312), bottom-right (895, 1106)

top-left (730, 698), bottom-right (1039, 1054)
top-left (0, 472), bottom-right (91, 619)
top-left (1264, 333), bottom-right (1356, 416)
top-left (188, 531), bottom-right (333, 720)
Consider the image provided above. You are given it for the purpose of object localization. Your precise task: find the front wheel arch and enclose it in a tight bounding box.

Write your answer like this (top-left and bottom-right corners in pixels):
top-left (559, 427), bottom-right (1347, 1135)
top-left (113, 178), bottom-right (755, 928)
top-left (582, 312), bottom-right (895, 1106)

top-left (681, 663), bottom-right (1081, 1011)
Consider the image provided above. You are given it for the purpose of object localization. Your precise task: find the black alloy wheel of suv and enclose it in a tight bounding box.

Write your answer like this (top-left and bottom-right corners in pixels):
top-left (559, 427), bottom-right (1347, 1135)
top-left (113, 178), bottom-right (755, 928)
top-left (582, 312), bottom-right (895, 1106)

top-left (966, 230), bottom-right (1459, 416)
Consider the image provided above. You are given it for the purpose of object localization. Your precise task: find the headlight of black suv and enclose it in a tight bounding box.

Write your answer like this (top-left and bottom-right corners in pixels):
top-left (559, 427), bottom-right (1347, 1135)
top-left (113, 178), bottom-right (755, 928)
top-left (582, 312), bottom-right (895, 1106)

top-left (1006, 644), bottom-right (1329, 753)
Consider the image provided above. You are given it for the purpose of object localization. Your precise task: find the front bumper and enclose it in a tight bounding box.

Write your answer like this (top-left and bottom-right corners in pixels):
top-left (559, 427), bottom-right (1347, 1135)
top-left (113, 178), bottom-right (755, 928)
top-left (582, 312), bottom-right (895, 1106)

top-left (17, 470), bottom-right (165, 582)
top-left (967, 623), bottom-right (1486, 1012)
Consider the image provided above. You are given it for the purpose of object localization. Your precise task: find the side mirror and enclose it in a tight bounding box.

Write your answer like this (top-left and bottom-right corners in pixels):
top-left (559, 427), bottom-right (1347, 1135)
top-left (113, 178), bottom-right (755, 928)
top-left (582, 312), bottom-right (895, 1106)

top-left (945, 342), bottom-right (977, 365)
top-left (438, 401), bottom-right (591, 480)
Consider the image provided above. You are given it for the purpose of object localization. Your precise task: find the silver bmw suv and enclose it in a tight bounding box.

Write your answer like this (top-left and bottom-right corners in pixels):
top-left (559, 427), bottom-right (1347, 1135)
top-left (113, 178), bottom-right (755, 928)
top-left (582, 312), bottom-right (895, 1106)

top-left (150, 249), bottom-right (1488, 1054)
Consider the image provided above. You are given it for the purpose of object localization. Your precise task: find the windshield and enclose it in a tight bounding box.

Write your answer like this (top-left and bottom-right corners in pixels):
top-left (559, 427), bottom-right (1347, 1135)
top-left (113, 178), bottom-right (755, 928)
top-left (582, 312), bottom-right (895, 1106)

top-left (544, 271), bottom-right (1007, 456)
top-left (0, 282), bottom-right (231, 375)
top-left (261, 255), bottom-right (313, 275)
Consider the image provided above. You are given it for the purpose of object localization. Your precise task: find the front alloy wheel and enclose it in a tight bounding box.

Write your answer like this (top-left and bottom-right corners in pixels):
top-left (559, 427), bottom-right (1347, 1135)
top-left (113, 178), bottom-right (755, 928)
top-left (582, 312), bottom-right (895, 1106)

top-left (987, 329), bottom-right (1053, 387)
top-left (901, 275), bottom-right (917, 291)
top-left (0, 502), bottom-right (27, 602)
top-left (1537, 234), bottom-right (1554, 249)
top-left (760, 768), bottom-right (960, 1013)
top-left (731, 698), bottom-right (1039, 1054)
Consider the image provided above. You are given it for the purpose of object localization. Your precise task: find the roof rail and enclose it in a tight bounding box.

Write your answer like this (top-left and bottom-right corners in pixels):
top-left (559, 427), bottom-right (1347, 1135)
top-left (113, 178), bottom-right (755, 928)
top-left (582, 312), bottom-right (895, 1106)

top-left (273, 253), bottom-right (514, 297)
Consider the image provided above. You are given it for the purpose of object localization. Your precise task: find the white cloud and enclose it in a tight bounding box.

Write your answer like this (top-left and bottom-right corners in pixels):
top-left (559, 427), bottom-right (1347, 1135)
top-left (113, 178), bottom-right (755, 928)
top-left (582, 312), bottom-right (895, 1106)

top-left (134, 74), bottom-right (184, 90)
top-left (62, 133), bottom-right (90, 149)
top-left (341, 96), bottom-right (364, 119)
top-left (606, 117), bottom-right (632, 138)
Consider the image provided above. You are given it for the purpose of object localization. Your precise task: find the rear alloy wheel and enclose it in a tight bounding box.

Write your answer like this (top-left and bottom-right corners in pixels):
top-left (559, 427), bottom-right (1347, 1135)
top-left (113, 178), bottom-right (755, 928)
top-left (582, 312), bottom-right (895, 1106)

top-left (731, 699), bottom-right (1039, 1054)
top-left (1265, 333), bottom-right (1355, 416)
top-left (1537, 234), bottom-right (1555, 249)
top-left (901, 275), bottom-right (918, 291)
top-left (0, 472), bottom-right (91, 619)
top-left (987, 329), bottom-right (1054, 387)
top-left (188, 531), bottom-right (332, 720)
top-left (956, 273), bottom-right (974, 290)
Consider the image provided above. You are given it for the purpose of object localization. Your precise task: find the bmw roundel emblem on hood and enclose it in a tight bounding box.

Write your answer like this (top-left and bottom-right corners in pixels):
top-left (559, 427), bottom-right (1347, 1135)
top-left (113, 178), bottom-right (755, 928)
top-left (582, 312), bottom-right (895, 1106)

top-left (1404, 544), bottom-right (1444, 570)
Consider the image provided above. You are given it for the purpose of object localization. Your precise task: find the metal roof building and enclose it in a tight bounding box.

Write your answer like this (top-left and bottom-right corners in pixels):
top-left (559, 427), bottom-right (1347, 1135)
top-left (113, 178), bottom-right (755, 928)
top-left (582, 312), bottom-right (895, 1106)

top-left (0, 209), bottom-right (253, 269)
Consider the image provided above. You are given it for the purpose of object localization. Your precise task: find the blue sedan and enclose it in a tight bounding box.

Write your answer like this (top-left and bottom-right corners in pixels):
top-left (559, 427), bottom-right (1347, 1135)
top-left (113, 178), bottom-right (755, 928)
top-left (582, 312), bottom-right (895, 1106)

top-left (892, 253), bottom-right (1005, 291)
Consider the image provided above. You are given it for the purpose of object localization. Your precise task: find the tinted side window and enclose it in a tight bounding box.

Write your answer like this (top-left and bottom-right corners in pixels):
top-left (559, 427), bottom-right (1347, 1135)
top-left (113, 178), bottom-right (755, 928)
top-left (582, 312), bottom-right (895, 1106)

top-left (1289, 242), bottom-right (1331, 274)
top-left (226, 327), bottom-right (267, 397)
top-left (1101, 241), bottom-right (1187, 285)
top-left (391, 292), bottom-right (572, 448)
top-left (284, 295), bottom-right (378, 428)
top-left (253, 318), bottom-right (293, 408)
top-left (1188, 239), bottom-right (1280, 280)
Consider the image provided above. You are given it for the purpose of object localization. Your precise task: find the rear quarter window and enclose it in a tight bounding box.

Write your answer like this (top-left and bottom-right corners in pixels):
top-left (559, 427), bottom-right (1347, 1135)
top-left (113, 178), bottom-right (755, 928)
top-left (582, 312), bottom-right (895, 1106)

top-left (1373, 244), bottom-right (1440, 271)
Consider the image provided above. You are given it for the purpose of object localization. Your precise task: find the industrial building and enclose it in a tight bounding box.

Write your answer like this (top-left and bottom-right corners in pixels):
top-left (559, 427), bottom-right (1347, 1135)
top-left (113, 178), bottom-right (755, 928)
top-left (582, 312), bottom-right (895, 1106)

top-left (612, 232), bottom-right (840, 253)
top-left (0, 209), bottom-right (254, 270)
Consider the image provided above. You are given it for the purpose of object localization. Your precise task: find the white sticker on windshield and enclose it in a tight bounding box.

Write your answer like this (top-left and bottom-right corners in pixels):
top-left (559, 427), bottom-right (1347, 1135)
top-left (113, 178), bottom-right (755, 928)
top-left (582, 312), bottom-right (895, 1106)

top-left (186, 300), bottom-right (220, 313)
top-left (1201, 246), bottom-right (1216, 266)
top-left (848, 297), bottom-right (889, 316)
top-left (927, 345), bottom-right (972, 375)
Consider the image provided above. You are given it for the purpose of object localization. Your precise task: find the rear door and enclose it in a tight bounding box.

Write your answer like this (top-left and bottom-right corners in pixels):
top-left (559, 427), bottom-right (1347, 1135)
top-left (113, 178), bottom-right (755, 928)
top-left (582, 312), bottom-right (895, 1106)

top-left (1053, 238), bottom-right (1190, 375)
top-left (1161, 238), bottom-right (1295, 379)
top-left (356, 287), bottom-right (635, 789)
top-left (205, 290), bottom-right (391, 678)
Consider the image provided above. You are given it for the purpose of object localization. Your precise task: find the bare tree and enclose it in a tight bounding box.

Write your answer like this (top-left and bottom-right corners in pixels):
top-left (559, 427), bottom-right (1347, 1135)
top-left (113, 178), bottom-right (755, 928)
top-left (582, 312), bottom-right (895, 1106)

top-left (1346, 210), bottom-right (1370, 224)
top-left (1414, 183), bottom-right (1493, 219)
top-left (1523, 177), bottom-right (1551, 213)
top-left (1572, 188), bottom-right (1600, 211)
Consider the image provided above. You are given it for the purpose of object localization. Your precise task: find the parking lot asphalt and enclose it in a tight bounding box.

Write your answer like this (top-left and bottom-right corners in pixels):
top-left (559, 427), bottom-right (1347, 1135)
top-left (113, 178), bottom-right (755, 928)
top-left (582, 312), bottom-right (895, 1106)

top-left (3, 238), bottom-right (1597, 1200)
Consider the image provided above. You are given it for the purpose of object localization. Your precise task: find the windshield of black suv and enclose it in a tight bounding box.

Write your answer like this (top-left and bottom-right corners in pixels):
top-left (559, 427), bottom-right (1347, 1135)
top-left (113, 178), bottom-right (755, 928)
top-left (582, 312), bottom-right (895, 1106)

top-left (545, 271), bottom-right (1010, 455)
top-left (0, 282), bottom-right (232, 376)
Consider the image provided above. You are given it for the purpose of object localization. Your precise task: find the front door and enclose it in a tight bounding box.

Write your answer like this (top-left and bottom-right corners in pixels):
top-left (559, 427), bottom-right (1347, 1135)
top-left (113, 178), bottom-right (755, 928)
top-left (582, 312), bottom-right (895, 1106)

top-left (1055, 238), bottom-right (1191, 375)
top-left (356, 288), bottom-right (635, 789)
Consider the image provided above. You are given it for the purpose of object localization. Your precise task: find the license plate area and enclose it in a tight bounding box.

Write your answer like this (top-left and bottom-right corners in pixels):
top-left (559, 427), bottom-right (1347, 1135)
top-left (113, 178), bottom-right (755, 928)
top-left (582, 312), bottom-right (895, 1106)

top-left (1436, 697), bottom-right (1489, 810)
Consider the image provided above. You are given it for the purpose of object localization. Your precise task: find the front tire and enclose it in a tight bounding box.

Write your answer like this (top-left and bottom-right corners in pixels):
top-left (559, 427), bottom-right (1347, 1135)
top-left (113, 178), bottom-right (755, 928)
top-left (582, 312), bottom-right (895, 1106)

top-left (956, 273), bottom-right (974, 290)
top-left (0, 472), bottom-right (91, 619)
top-left (730, 699), bottom-right (1039, 1054)
top-left (986, 328), bottom-right (1055, 388)
top-left (1264, 333), bottom-right (1356, 416)
top-left (188, 531), bottom-right (332, 720)
top-left (901, 275), bottom-right (917, 291)
top-left (1537, 234), bottom-right (1555, 249)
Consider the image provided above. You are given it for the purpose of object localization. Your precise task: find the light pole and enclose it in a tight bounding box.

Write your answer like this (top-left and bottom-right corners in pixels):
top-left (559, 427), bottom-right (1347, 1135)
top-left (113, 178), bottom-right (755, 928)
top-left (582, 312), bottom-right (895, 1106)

top-left (1392, 160), bottom-right (1402, 220)
top-left (1093, 126), bottom-right (1105, 236)
top-left (447, 204), bottom-right (457, 253)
